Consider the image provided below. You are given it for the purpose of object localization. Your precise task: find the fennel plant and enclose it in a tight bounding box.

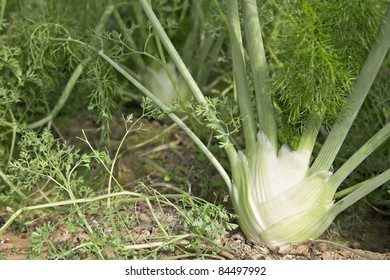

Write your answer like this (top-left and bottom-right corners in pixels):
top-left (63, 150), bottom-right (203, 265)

top-left (2, 0), bottom-right (387, 252)
top-left (100, 0), bottom-right (389, 250)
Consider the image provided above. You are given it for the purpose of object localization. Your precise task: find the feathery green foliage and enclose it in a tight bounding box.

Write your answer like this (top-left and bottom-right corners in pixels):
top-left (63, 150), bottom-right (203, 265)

top-left (270, 0), bottom-right (389, 146)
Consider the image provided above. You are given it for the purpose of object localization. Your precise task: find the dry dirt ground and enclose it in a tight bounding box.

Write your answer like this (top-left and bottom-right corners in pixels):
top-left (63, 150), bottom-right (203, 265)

top-left (1, 213), bottom-right (389, 260)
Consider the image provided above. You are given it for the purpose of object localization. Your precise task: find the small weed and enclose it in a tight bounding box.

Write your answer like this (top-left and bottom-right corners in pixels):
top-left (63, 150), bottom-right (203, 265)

top-left (183, 202), bottom-right (238, 240)
top-left (0, 112), bottom-right (235, 259)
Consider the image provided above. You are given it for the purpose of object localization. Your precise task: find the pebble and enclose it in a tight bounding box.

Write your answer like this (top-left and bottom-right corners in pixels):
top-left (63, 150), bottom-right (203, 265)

top-left (138, 212), bottom-right (152, 224)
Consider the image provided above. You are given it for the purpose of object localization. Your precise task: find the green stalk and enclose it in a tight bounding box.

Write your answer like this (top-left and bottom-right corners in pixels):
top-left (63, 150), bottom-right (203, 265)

top-left (6, 110), bottom-right (17, 167)
top-left (132, 1), bottom-right (148, 42)
top-left (97, 51), bottom-right (234, 192)
top-left (297, 113), bottom-right (322, 154)
top-left (226, 0), bottom-right (257, 155)
top-left (137, 0), bottom-right (237, 162)
top-left (28, 62), bottom-right (85, 129)
top-left (241, 0), bottom-right (277, 150)
top-left (328, 122), bottom-right (390, 193)
top-left (28, 5), bottom-right (115, 129)
top-left (309, 4), bottom-right (390, 174)
top-left (0, 191), bottom-right (187, 235)
top-left (334, 184), bottom-right (360, 199)
top-left (182, 1), bottom-right (202, 64)
top-left (112, 8), bottom-right (145, 71)
top-left (106, 117), bottom-right (141, 208)
top-left (0, 168), bottom-right (26, 199)
top-left (153, 32), bottom-right (180, 95)
top-left (138, 0), bottom-right (206, 104)
top-left (330, 168), bottom-right (390, 216)
top-left (196, 36), bottom-right (225, 87)
top-left (0, 0), bottom-right (6, 22)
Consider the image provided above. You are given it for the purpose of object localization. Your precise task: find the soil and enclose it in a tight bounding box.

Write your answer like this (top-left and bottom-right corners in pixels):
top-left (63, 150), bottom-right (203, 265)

top-left (1, 208), bottom-right (389, 260)
top-left (0, 116), bottom-right (389, 260)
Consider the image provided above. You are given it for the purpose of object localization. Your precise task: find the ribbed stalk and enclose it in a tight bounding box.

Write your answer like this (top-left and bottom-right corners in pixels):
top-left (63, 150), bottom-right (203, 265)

top-left (330, 169), bottom-right (390, 216)
top-left (226, 0), bottom-right (257, 154)
top-left (328, 122), bottom-right (390, 193)
top-left (241, 0), bottom-right (277, 150)
top-left (297, 113), bottom-right (322, 154)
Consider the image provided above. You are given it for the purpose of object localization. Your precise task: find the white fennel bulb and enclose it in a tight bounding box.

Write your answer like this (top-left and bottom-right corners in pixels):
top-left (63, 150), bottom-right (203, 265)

top-left (143, 62), bottom-right (190, 105)
top-left (231, 132), bottom-right (335, 250)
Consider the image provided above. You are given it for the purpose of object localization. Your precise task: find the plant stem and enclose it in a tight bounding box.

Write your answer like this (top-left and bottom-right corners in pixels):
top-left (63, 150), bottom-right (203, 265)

top-left (0, 191), bottom-right (190, 235)
top-left (106, 117), bottom-right (142, 208)
top-left (98, 51), bottom-right (234, 192)
top-left (153, 32), bottom-right (181, 95)
top-left (112, 8), bottom-right (145, 71)
top-left (241, 0), bottom-right (277, 150)
top-left (330, 168), bottom-right (390, 216)
top-left (328, 122), bottom-right (390, 194)
top-left (145, 198), bottom-right (169, 238)
top-left (226, 0), bottom-right (257, 155)
top-left (136, 0), bottom-right (238, 174)
top-left (0, 168), bottom-right (26, 199)
top-left (138, 0), bottom-right (205, 104)
top-left (196, 36), bottom-right (225, 87)
top-left (182, 1), bottom-right (202, 64)
top-left (28, 62), bottom-right (85, 129)
top-left (297, 113), bottom-right (322, 154)
top-left (309, 4), bottom-right (390, 174)
top-left (334, 184), bottom-right (360, 199)
top-left (28, 5), bottom-right (115, 129)
top-left (6, 110), bottom-right (17, 167)
top-left (0, 0), bottom-right (6, 22)
top-left (130, 118), bottom-right (184, 149)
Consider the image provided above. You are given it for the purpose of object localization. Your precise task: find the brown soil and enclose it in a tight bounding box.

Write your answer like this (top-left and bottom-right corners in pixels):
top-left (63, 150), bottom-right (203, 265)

top-left (1, 209), bottom-right (389, 260)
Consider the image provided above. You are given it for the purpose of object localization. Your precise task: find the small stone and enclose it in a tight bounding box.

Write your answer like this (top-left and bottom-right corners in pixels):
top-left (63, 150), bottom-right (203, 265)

top-left (351, 242), bottom-right (360, 249)
top-left (278, 244), bottom-right (293, 254)
top-left (231, 233), bottom-right (245, 241)
top-left (138, 212), bottom-right (152, 224)
top-left (292, 244), bottom-right (309, 255)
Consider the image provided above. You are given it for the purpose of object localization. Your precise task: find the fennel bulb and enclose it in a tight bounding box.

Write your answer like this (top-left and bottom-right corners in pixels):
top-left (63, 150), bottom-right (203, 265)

top-left (143, 62), bottom-right (190, 105)
top-left (231, 133), bottom-right (334, 250)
